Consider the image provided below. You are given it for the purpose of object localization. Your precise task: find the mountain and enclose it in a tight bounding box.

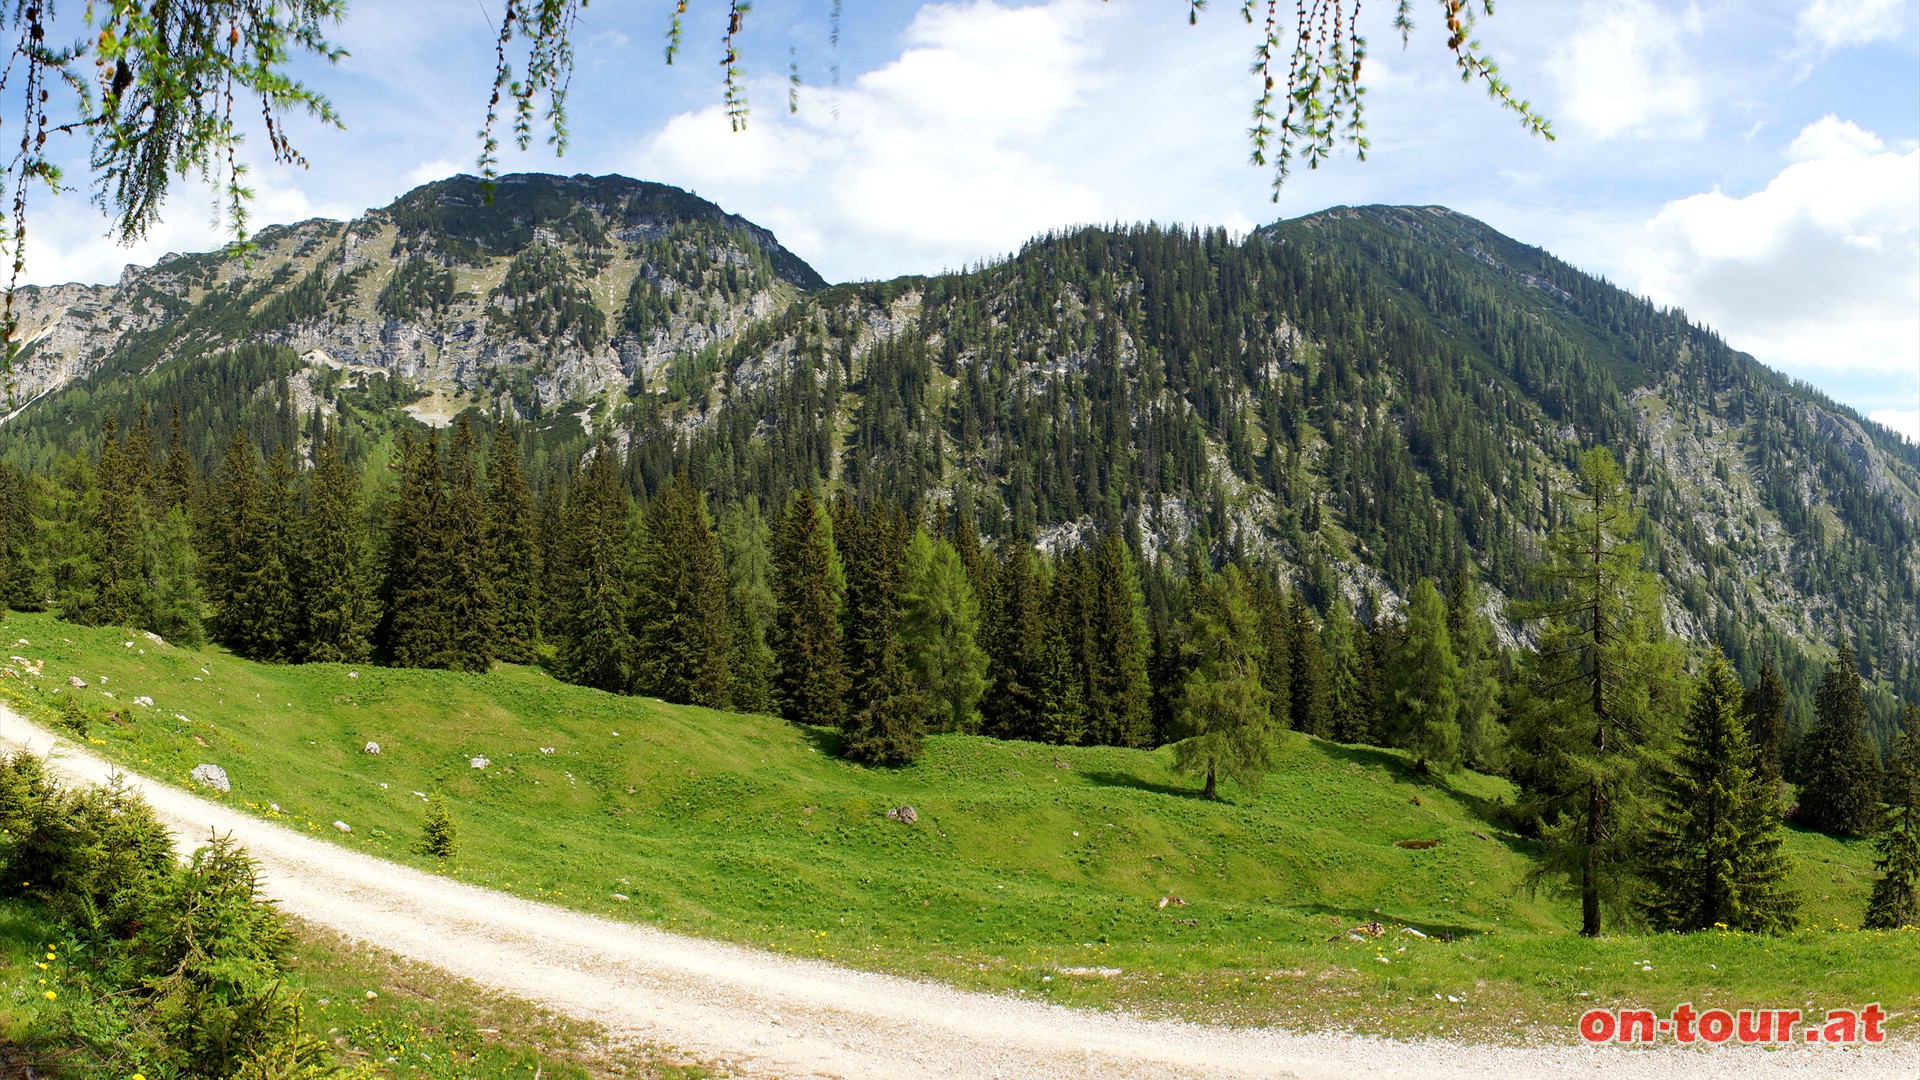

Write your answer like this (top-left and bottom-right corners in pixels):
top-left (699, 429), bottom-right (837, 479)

top-left (0, 176), bottom-right (1913, 736)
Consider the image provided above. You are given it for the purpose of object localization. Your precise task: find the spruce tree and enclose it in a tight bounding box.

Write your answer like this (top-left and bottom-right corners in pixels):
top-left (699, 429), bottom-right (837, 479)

top-left (206, 430), bottom-right (296, 660)
top-left (1249, 569), bottom-right (1293, 732)
top-left (717, 499), bottom-right (778, 715)
top-left (1321, 596), bottom-right (1369, 743)
top-left (203, 429), bottom-right (260, 638)
top-left (385, 431), bottom-right (457, 668)
top-left (0, 462), bottom-right (38, 611)
top-left (838, 502), bottom-right (925, 764)
top-left (249, 445), bottom-right (303, 661)
top-left (630, 473), bottom-right (731, 707)
top-left (1797, 644), bottom-right (1885, 837)
top-left (1508, 448), bottom-right (1686, 937)
top-left (440, 417), bottom-right (498, 674)
top-left (1173, 565), bottom-right (1273, 800)
top-left (1865, 703), bottom-right (1920, 929)
top-left (770, 486), bottom-right (848, 726)
top-left (1287, 592), bottom-right (1330, 738)
top-left (1642, 657), bottom-right (1799, 934)
top-left (1389, 578), bottom-right (1462, 775)
top-left (158, 404), bottom-right (197, 516)
top-left (1033, 610), bottom-right (1085, 745)
top-left (87, 416), bottom-right (151, 628)
top-left (980, 541), bottom-right (1044, 741)
top-left (1447, 568), bottom-right (1507, 772)
top-left (300, 428), bottom-right (377, 663)
top-left (1082, 531), bottom-right (1153, 747)
top-left (1743, 661), bottom-right (1789, 799)
top-left (142, 506), bottom-right (206, 647)
top-left (485, 424), bottom-right (543, 664)
top-left (553, 446), bottom-right (633, 692)
top-left (898, 529), bottom-right (988, 734)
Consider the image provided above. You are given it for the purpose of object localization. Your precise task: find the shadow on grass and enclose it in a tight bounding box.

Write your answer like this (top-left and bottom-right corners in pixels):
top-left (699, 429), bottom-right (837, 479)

top-left (1309, 739), bottom-right (1537, 854)
top-left (1293, 902), bottom-right (1490, 942)
top-left (1081, 770), bottom-right (1216, 803)
top-left (797, 724), bottom-right (846, 758)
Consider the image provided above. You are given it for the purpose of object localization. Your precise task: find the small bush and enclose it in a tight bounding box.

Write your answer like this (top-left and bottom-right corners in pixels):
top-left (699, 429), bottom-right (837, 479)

top-left (421, 795), bottom-right (458, 859)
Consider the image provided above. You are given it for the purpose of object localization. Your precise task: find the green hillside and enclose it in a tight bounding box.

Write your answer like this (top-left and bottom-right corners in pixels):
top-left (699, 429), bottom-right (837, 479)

top-left (2, 610), bottom-right (1909, 1041)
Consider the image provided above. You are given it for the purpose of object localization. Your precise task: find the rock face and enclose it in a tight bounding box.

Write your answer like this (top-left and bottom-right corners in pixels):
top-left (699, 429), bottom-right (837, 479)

top-left (190, 763), bottom-right (231, 792)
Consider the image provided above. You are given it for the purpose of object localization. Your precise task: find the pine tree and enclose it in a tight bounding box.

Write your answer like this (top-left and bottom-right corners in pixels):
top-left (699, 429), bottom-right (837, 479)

top-left (770, 486), bottom-right (848, 726)
top-left (485, 425), bottom-right (543, 664)
top-left (1082, 531), bottom-right (1153, 747)
top-left (1742, 661), bottom-right (1789, 799)
top-left (1797, 644), bottom-right (1885, 837)
top-left (553, 446), bottom-right (633, 692)
top-left (1508, 448), bottom-right (1686, 937)
top-left (631, 473), bottom-right (731, 707)
top-left (980, 541), bottom-right (1045, 741)
top-left (1865, 703), bottom-right (1920, 929)
top-left (300, 428), bottom-right (377, 663)
top-left (1389, 578), bottom-right (1462, 775)
top-left (898, 529), bottom-right (989, 734)
top-left (838, 502), bottom-right (925, 764)
top-left (1642, 657), bottom-right (1799, 934)
top-left (440, 417), bottom-right (498, 674)
top-left (1172, 565), bottom-right (1273, 800)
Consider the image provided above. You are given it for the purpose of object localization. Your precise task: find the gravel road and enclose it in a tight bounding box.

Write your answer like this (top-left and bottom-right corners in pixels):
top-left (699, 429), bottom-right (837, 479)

top-left (1, 706), bottom-right (1910, 1079)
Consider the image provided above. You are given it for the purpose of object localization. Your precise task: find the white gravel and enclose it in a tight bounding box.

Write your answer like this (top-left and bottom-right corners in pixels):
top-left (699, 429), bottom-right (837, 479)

top-left (1, 706), bottom-right (1911, 1079)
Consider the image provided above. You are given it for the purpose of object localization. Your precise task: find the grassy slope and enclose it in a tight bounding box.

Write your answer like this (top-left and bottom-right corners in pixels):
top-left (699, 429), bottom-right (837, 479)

top-left (0, 610), bottom-right (1912, 1042)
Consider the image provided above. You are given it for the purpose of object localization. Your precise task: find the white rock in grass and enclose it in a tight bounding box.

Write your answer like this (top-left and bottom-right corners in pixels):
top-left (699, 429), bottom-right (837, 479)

top-left (134, 696), bottom-right (153, 708)
top-left (333, 820), bottom-right (352, 833)
top-left (190, 764), bottom-right (231, 792)
top-left (364, 741), bottom-right (381, 755)
top-left (67, 676), bottom-right (86, 688)
top-left (470, 757), bottom-right (490, 770)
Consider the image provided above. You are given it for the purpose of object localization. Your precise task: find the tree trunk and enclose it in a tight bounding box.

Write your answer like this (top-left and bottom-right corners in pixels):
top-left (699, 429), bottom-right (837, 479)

top-left (1202, 757), bottom-right (1217, 800)
top-left (1582, 777), bottom-right (1603, 937)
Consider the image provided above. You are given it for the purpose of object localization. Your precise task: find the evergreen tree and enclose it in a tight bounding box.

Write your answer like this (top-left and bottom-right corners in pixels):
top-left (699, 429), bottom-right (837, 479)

top-left (717, 498), bottom-right (778, 715)
top-left (1322, 596), bottom-right (1369, 743)
top-left (249, 445), bottom-right (303, 661)
top-left (205, 430), bottom-right (296, 660)
top-left (553, 446), bottom-right (633, 692)
top-left (1642, 657), bottom-right (1799, 934)
top-left (88, 416), bottom-right (148, 628)
top-left (440, 417), bottom-right (498, 674)
top-left (980, 541), bottom-right (1045, 741)
top-left (1287, 592), bottom-right (1330, 737)
top-left (485, 424), bottom-right (543, 664)
top-left (1033, 609), bottom-right (1085, 745)
top-left (838, 502), bottom-right (925, 764)
top-left (299, 428), bottom-right (377, 663)
top-left (1797, 644), bottom-right (1884, 837)
top-left (142, 506), bottom-right (206, 647)
top-left (1742, 661), bottom-right (1789, 799)
top-left (157, 404), bottom-right (197, 516)
top-left (1172, 565), bottom-right (1274, 800)
top-left (631, 473), bottom-right (731, 707)
top-left (1248, 569), bottom-right (1294, 732)
top-left (0, 462), bottom-right (39, 611)
top-left (1389, 578), bottom-right (1462, 774)
top-left (770, 486), bottom-right (848, 725)
top-left (1508, 448), bottom-right (1686, 937)
top-left (1865, 703), bottom-right (1920, 929)
top-left (1082, 531), bottom-right (1153, 747)
top-left (1448, 567), bottom-right (1507, 772)
top-left (898, 529), bottom-right (988, 734)
top-left (384, 431), bottom-right (457, 668)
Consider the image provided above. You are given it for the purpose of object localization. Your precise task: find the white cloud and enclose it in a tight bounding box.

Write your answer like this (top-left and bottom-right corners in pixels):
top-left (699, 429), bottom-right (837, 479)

top-left (1634, 115), bottom-right (1919, 404)
top-left (1871, 408), bottom-right (1920, 443)
top-left (1550, 0), bottom-right (1706, 141)
top-left (1796, 0), bottom-right (1906, 52)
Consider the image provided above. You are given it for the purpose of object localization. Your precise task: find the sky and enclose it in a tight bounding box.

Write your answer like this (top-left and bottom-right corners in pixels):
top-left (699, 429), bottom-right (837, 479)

top-left (18, 0), bottom-right (1920, 441)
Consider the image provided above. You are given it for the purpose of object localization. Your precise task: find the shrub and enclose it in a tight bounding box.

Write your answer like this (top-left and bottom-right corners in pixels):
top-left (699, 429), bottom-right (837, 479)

top-left (421, 795), bottom-right (458, 859)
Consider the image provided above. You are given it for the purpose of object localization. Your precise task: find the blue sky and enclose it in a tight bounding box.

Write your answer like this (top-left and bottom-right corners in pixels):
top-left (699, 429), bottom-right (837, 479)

top-left (22, 0), bottom-right (1920, 439)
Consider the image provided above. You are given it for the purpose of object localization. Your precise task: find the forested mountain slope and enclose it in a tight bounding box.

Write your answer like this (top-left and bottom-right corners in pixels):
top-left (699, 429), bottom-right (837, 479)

top-left (1, 178), bottom-right (1912, 736)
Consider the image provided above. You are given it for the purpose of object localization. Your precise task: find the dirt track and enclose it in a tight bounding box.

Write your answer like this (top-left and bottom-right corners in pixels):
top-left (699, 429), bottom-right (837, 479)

top-left (2, 706), bottom-right (1910, 1079)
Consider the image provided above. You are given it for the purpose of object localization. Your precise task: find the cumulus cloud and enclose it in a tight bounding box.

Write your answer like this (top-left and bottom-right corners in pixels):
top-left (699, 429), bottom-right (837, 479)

top-left (1634, 116), bottom-right (1919, 409)
top-left (1797, 0), bottom-right (1906, 52)
top-left (1550, 0), bottom-right (1706, 140)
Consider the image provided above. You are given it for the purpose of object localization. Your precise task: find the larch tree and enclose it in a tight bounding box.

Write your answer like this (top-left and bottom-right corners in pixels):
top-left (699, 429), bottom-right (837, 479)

top-left (717, 498), bottom-right (779, 716)
top-left (898, 528), bottom-right (989, 734)
top-left (1389, 577), bottom-right (1461, 775)
top-left (1796, 644), bottom-right (1884, 838)
top-left (1642, 657), bottom-right (1798, 934)
top-left (1173, 565), bottom-right (1274, 800)
top-left (1865, 703), bottom-right (1920, 930)
top-left (1508, 447), bottom-right (1686, 938)
top-left (1448, 567), bottom-right (1507, 772)
top-left (1321, 596), bottom-right (1369, 744)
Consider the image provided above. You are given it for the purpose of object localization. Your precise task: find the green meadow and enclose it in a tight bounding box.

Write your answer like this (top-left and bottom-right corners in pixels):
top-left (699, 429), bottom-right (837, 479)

top-left (1, 610), bottom-right (1913, 1042)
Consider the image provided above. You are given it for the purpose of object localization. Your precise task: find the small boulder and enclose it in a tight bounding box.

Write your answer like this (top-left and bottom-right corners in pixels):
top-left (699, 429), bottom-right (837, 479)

top-left (67, 676), bottom-right (86, 688)
top-left (143, 631), bottom-right (165, 646)
top-left (133, 696), bottom-right (154, 708)
top-left (611, 893), bottom-right (630, 902)
top-left (885, 805), bottom-right (919, 824)
top-left (364, 741), bottom-right (381, 755)
top-left (469, 756), bottom-right (490, 770)
top-left (190, 763), bottom-right (231, 792)
top-left (347, 671), bottom-right (359, 679)
top-left (332, 820), bottom-right (352, 833)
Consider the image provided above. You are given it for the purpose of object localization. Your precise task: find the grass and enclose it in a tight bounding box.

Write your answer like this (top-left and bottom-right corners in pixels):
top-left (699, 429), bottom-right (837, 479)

top-left (0, 609), bottom-right (1914, 1043)
top-left (0, 900), bottom-right (722, 1078)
